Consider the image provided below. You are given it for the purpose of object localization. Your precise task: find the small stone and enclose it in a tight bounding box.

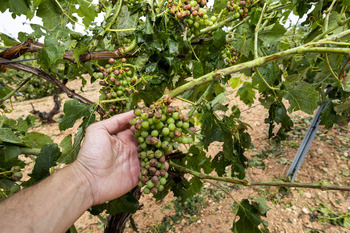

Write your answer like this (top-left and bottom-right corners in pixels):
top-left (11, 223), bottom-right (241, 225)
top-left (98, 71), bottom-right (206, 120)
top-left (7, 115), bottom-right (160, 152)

top-left (197, 220), bottom-right (201, 224)
top-left (302, 207), bottom-right (309, 214)
top-left (344, 152), bottom-right (349, 157)
top-left (317, 148), bottom-right (323, 155)
top-left (322, 167), bottom-right (329, 173)
top-left (286, 208), bottom-right (292, 212)
top-left (304, 192), bottom-right (311, 198)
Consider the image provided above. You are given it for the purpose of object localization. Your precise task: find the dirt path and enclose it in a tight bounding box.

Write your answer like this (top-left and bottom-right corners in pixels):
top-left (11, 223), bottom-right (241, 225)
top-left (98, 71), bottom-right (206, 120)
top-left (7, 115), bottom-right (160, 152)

top-left (6, 77), bottom-right (350, 233)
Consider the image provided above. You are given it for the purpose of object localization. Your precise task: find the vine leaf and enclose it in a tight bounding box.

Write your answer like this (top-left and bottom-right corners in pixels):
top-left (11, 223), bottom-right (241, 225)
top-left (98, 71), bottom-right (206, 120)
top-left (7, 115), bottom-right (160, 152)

top-left (0, 0), bottom-right (30, 16)
top-left (29, 143), bottom-right (61, 181)
top-left (232, 198), bottom-right (269, 233)
top-left (0, 128), bottom-right (23, 144)
top-left (59, 99), bottom-right (94, 131)
top-left (259, 22), bottom-right (287, 47)
top-left (284, 81), bottom-right (318, 114)
top-left (37, 36), bottom-right (65, 68)
top-left (23, 132), bottom-right (54, 148)
top-left (236, 82), bottom-right (255, 106)
top-left (76, 0), bottom-right (98, 27)
top-left (4, 146), bottom-right (21, 161)
top-left (36, 0), bottom-right (62, 29)
top-left (91, 192), bottom-right (139, 215)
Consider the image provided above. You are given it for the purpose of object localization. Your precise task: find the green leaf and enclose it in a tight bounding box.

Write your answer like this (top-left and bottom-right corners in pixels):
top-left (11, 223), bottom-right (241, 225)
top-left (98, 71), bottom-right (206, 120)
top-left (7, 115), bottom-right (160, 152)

top-left (106, 192), bottom-right (139, 215)
top-left (186, 145), bottom-right (214, 174)
top-left (0, 128), bottom-right (23, 144)
top-left (341, 0), bottom-right (350, 6)
top-left (0, 33), bottom-right (18, 46)
top-left (115, 4), bottom-right (139, 38)
top-left (4, 146), bottom-right (21, 161)
top-left (22, 132), bottom-right (53, 148)
top-left (37, 36), bottom-right (65, 68)
top-left (232, 198), bottom-right (269, 233)
top-left (284, 81), bottom-right (319, 114)
top-left (182, 177), bottom-right (203, 200)
top-left (144, 15), bottom-right (154, 35)
top-left (259, 22), bottom-right (287, 47)
top-left (192, 60), bottom-right (204, 79)
top-left (59, 134), bottom-right (73, 159)
top-left (212, 29), bottom-right (226, 50)
top-left (320, 103), bottom-right (341, 129)
top-left (229, 76), bottom-right (243, 90)
top-left (36, 0), bottom-right (62, 29)
top-left (77, 0), bottom-right (98, 27)
top-left (59, 100), bottom-right (93, 130)
top-left (236, 82), bottom-right (255, 106)
top-left (30, 143), bottom-right (61, 181)
top-left (59, 128), bottom-right (85, 164)
top-left (0, 0), bottom-right (30, 15)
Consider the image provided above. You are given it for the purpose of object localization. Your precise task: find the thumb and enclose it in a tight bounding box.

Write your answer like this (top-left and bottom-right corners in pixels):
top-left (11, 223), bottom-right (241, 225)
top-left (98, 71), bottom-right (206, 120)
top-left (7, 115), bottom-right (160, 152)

top-left (93, 111), bottom-right (135, 134)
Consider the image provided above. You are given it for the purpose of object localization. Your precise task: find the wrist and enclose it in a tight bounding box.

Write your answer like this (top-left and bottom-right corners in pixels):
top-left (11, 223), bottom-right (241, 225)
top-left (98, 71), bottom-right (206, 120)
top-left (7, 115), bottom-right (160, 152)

top-left (69, 161), bottom-right (95, 207)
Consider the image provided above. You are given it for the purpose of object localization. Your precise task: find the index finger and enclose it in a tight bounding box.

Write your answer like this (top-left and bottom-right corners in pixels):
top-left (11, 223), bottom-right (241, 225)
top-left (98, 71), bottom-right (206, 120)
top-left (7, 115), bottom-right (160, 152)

top-left (94, 111), bottom-right (135, 134)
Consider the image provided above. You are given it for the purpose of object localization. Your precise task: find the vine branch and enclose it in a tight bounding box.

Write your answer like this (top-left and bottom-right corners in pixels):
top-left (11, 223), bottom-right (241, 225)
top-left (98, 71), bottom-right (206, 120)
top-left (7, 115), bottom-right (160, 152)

top-left (170, 161), bottom-right (350, 192)
top-left (0, 57), bottom-right (105, 117)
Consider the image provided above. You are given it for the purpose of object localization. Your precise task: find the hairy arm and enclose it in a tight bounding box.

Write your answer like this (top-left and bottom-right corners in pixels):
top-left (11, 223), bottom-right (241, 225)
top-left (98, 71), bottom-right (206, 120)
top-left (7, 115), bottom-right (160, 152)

top-left (0, 111), bottom-right (140, 233)
top-left (0, 162), bottom-right (93, 233)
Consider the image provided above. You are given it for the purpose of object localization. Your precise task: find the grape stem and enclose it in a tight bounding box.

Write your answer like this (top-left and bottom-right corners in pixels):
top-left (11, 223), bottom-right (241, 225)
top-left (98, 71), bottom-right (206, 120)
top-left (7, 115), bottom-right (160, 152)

top-left (169, 161), bottom-right (350, 191)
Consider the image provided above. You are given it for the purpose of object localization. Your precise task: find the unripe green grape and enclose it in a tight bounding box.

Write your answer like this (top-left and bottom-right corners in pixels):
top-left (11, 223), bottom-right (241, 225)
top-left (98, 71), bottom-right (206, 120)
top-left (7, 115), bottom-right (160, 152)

top-left (162, 127), bottom-right (170, 136)
top-left (129, 118), bottom-right (137, 125)
top-left (156, 122), bottom-right (164, 130)
top-left (143, 187), bottom-right (151, 194)
top-left (160, 114), bottom-right (167, 121)
top-left (156, 162), bottom-right (162, 168)
top-left (147, 180), bottom-right (155, 188)
top-left (172, 112), bottom-right (180, 120)
top-left (141, 113), bottom-right (148, 120)
top-left (158, 185), bottom-right (164, 192)
top-left (138, 181), bottom-right (145, 187)
top-left (155, 140), bottom-right (162, 148)
top-left (141, 121), bottom-right (149, 129)
top-left (155, 150), bottom-right (163, 158)
top-left (183, 122), bottom-right (190, 130)
top-left (167, 117), bottom-right (175, 124)
top-left (151, 130), bottom-right (159, 137)
top-left (141, 130), bottom-right (149, 138)
top-left (168, 123), bottom-right (176, 131)
top-left (148, 118), bottom-right (154, 125)
top-left (159, 177), bottom-right (167, 185)
top-left (182, 137), bottom-right (189, 144)
top-left (141, 161), bottom-right (146, 167)
top-left (138, 173), bottom-right (143, 179)
top-left (176, 121), bottom-right (183, 128)
top-left (138, 137), bottom-right (144, 143)
top-left (164, 172), bottom-right (169, 178)
top-left (140, 142), bottom-right (147, 149)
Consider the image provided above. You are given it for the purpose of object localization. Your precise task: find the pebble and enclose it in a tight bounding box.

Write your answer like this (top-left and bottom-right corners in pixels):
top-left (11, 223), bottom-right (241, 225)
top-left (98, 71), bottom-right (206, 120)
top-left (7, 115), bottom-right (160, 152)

top-left (302, 208), bottom-right (309, 214)
top-left (197, 220), bottom-right (201, 224)
top-left (286, 208), bottom-right (292, 212)
top-left (344, 152), bottom-right (349, 157)
top-left (317, 148), bottom-right (323, 155)
top-left (322, 167), bottom-right (329, 173)
top-left (304, 192), bottom-right (311, 198)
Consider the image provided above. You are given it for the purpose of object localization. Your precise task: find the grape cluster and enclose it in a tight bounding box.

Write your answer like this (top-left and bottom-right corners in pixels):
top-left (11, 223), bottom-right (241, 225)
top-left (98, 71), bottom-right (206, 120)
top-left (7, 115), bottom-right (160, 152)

top-left (96, 58), bottom-right (139, 118)
top-left (222, 38), bottom-right (240, 65)
top-left (226, 0), bottom-right (265, 20)
top-left (129, 97), bottom-right (196, 195)
top-left (167, 0), bottom-right (217, 36)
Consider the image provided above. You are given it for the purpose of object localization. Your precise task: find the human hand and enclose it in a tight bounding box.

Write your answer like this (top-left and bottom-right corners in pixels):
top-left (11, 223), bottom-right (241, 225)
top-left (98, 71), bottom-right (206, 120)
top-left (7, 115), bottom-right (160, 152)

top-left (73, 111), bottom-right (140, 205)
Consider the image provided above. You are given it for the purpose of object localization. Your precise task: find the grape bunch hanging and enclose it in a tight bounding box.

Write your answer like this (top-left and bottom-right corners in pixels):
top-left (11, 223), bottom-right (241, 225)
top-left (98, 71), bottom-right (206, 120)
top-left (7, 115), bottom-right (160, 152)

top-left (96, 58), bottom-right (139, 118)
top-left (226, 0), bottom-right (265, 19)
top-left (129, 97), bottom-right (196, 195)
top-left (222, 38), bottom-right (240, 65)
top-left (167, 0), bottom-right (218, 36)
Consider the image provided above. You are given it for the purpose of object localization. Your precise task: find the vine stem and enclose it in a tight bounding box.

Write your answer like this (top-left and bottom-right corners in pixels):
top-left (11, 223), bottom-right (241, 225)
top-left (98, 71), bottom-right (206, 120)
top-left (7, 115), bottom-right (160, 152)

top-left (54, 0), bottom-right (87, 29)
top-left (100, 98), bottom-right (129, 104)
top-left (166, 46), bottom-right (350, 98)
top-left (0, 77), bottom-right (31, 105)
top-left (104, 0), bottom-right (123, 33)
top-left (107, 28), bottom-right (136, 32)
top-left (0, 57), bottom-right (106, 117)
top-left (254, 2), bottom-right (268, 59)
top-left (170, 161), bottom-right (350, 192)
top-left (175, 97), bottom-right (195, 105)
top-left (312, 17), bottom-right (350, 42)
top-left (323, 0), bottom-right (340, 82)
